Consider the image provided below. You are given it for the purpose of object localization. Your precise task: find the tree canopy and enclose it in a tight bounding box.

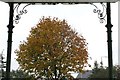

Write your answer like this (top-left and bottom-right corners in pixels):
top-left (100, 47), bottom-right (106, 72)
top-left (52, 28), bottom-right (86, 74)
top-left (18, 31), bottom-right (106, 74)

top-left (15, 17), bottom-right (88, 79)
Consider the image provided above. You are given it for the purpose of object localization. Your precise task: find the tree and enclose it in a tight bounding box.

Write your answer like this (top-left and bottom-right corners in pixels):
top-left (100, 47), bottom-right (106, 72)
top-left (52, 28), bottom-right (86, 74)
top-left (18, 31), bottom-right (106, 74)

top-left (113, 65), bottom-right (120, 79)
top-left (10, 69), bottom-right (34, 79)
top-left (15, 17), bottom-right (88, 79)
top-left (0, 69), bottom-right (34, 79)
top-left (88, 61), bottom-right (120, 79)
top-left (88, 61), bottom-right (108, 78)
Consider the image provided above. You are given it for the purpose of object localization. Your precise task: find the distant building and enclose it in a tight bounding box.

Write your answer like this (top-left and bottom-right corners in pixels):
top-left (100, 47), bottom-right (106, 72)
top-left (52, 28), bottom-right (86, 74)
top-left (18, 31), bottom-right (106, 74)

top-left (76, 70), bottom-right (92, 79)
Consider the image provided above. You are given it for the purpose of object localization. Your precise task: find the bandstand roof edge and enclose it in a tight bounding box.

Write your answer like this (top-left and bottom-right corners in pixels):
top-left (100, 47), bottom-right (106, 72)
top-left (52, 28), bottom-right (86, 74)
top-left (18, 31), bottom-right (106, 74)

top-left (0, 0), bottom-right (119, 3)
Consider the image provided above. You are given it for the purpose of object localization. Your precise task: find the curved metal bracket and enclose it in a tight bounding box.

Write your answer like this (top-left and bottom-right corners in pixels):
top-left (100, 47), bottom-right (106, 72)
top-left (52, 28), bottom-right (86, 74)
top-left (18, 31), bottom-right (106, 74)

top-left (90, 3), bottom-right (106, 23)
top-left (14, 3), bottom-right (35, 24)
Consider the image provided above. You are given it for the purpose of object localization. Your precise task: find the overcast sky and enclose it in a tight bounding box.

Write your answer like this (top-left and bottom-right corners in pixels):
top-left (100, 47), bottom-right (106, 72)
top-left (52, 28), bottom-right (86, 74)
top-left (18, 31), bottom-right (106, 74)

top-left (0, 1), bottom-right (118, 72)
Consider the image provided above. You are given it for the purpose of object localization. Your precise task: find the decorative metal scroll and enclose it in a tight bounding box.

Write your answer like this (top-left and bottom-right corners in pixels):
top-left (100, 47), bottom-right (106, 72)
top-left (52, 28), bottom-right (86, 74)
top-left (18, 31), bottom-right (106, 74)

top-left (90, 3), bottom-right (106, 23)
top-left (14, 3), bottom-right (35, 24)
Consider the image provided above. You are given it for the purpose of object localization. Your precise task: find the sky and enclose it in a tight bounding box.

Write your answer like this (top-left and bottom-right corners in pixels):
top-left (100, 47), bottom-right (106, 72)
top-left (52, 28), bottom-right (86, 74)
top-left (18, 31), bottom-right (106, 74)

top-left (0, 1), bottom-right (118, 73)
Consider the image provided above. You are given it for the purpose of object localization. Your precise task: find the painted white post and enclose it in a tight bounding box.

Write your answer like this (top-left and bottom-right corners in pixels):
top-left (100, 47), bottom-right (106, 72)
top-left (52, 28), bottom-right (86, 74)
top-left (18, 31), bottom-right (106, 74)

top-left (118, 1), bottom-right (120, 65)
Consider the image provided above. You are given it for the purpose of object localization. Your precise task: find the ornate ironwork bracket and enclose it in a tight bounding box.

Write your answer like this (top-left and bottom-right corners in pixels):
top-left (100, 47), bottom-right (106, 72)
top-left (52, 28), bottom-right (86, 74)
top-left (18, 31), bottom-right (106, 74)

top-left (90, 3), bottom-right (107, 23)
top-left (14, 3), bottom-right (35, 24)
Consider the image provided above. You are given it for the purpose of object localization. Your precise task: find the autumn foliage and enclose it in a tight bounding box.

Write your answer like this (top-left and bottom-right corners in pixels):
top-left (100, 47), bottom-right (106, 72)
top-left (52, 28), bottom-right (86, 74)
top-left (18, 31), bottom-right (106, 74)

top-left (15, 17), bottom-right (88, 79)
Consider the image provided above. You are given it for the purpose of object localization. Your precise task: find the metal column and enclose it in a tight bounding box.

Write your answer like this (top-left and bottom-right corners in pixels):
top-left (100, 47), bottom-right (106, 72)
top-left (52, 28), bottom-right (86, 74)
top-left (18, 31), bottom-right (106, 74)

top-left (5, 3), bottom-right (14, 80)
top-left (106, 2), bottom-right (113, 80)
